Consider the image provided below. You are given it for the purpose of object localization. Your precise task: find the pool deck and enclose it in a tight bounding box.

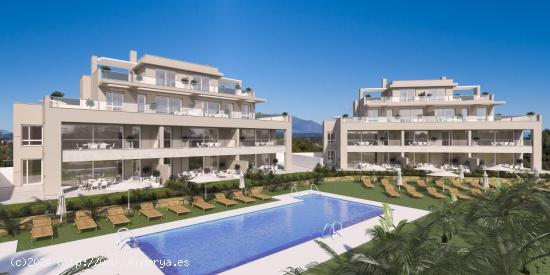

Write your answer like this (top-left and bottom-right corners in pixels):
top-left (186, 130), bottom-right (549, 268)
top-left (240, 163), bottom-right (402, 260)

top-left (0, 191), bottom-right (428, 274)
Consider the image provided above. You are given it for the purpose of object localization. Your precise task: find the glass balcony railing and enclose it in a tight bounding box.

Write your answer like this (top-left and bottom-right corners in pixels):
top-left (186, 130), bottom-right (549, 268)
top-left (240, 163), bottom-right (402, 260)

top-left (62, 138), bottom-right (284, 151)
top-left (343, 115), bottom-right (538, 123)
top-left (364, 94), bottom-right (491, 103)
top-left (99, 71), bottom-right (255, 98)
top-left (49, 97), bottom-right (289, 122)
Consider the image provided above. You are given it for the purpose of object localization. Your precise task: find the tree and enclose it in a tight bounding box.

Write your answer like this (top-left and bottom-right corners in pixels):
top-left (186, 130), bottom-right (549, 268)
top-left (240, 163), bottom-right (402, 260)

top-left (50, 91), bottom-right (64, 98)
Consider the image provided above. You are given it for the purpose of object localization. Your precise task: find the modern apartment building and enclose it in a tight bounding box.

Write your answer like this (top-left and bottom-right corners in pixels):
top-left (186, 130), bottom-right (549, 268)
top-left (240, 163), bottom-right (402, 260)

top-left (12, 50), bottom-right (292, 198)
top-left (323, 77), bottom-right (542, 171)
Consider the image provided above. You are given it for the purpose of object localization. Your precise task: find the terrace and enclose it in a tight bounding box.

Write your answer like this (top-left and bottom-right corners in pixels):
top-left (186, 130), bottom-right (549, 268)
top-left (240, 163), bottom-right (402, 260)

top-left (49, 97), bottom-right (288, 122)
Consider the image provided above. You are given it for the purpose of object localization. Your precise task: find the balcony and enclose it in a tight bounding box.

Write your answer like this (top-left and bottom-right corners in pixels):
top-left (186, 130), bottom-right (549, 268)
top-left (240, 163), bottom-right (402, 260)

top-left (343, 115), bottom-right (538, 124)
top-left (49, 97), bottom-right (289, 122)
top-left (100, 71), bottom-right (255, 98)
top-left (364, 94), bottom-right (493, 103)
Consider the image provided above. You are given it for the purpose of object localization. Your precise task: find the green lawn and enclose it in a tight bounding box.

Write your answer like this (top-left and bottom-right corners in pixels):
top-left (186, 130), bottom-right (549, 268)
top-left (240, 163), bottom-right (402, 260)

top-left (0, 198), bottom-right (274, 251)
top-left (0, 178), bottom-right (448, 252)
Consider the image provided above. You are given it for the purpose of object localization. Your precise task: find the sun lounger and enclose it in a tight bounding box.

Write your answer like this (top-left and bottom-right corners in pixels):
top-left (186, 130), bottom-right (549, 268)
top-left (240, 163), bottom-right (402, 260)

top-left (469, 180), bottom-right (483, 189)
top-left (31, 216), bottom-right (54, 241)
top-left (74, 210), bottom-right (98, 233)
top-left (139, 202), bottom-right (164, 221)
top-left (427, 187), bottom-right (446, 199)
top-left (167, 200), bottom-right (191, 216)
top-left (250, 188), bottom-right (272, 200)
top-left (416, 179), bottom-right (428, 188)
top-left (106, 206), bottom-right (131, 227)
top-left (405, 186), bottom-right (424, 198)
top-left (362, 178), bottom-right (374, 188)
top-left (470, 188), bottom-right (484, 197)
top-left (435, 180), bottom-right (451, 191)
top-left (449, 187), bottom-right (471, 200)
top-left (233, 191), bottom-right (256, 203)
top-left (383, 185), bottom-right (400, 198)
top-left (192, 196), bottom-right (215, 211)
top-left (214, 193), bottom-right (238, 207)
top-left (452, 181), bottom-right (469, 190)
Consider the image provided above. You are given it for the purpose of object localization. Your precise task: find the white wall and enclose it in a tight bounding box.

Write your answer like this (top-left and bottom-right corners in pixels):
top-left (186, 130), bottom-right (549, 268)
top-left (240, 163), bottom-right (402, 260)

top-left (292, 153), bottom-right (323, 170)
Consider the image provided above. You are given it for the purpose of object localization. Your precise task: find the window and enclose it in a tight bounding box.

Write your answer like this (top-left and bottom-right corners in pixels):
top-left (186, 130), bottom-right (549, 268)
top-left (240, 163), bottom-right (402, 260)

top-left (222, 102), bottom-right (234, 117)
top-left (367, 109), bottom-right (378, 120)
top-left (156, 70), bottom-right (176, 87)
top-left (164, 127), bottom-right (172, 148)
top-left (399, 109), bottom-right (423, 121)
top-left (106, 92), bottom-right (124, 111)
top-left (327, 132), bottom-right (335, 143)
top-left (241, 104), bottom-right (251, 119)
top-left (155, 96), bottom-right (182, 114)
top-left (22, 159), bottom-right (42, 184)
top-left (202, 101), bottom-right (220, 114)
top-left (398, 89), bottom-right (415, 102)
top-left (435, 108), bottom-right (456, 120)
top-left (327, 150), bottom-right (336, 163)
top-left (191, 75), bottom-right (210, 91)
top-left (22, 125), bottom-right (42, 146)
top-left (476, 107), bottom-right (487, 120)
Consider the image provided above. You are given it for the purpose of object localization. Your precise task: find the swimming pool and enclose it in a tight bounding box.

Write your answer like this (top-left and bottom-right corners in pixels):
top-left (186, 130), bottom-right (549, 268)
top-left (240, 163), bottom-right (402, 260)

top-left (137, 194), bottom-right (383, 274)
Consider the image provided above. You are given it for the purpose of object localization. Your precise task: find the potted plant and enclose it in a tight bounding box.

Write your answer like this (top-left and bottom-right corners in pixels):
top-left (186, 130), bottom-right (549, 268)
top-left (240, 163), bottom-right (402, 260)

top-left (190, 79), bottom-right (198, 85)
top-left (526, 111), bottom-right (535, 116)
top-left (235, 164), bottom-right (241, 173)
top-left (245, 87), bottom-right (252, 93)
top-left (451, 158), bottom-right (459, 165)
top-left (342, 114), bottom-right (349, 118)
top-left (100, 65), bottom-right (111, 71)
top-left (85, 99), bottom-right (95, 108)
top-left (235, 84), bottom-right (241, 90)
top-left (149, 102), bottom-right (157, 111)
top-left (482, 92), bottom-right (489, 96)
top-left (472, 136), bottom-right (480, 145)
top-left (181, 77), bottom-right (189, 84)
top-left (365, 94), bottom-right (371, 98)
top-left (142, 166), bottom-right (151, 176)
top-left (282, 112), bottom-right (288, 116)
top-left (418, 92), bottom-right (426, 97)
top-left (430, 136), bottom-right (438, 142)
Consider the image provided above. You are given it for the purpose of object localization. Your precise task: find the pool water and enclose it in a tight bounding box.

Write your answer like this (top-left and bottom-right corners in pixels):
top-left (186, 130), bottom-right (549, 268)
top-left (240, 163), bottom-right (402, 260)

top-left (137, 194), bottom-right (383, 274)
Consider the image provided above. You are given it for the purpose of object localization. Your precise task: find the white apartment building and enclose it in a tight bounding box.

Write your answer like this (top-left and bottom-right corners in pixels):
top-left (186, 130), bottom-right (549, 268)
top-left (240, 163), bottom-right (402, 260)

top-left (12, 50), bottom-right (292, 198)
top-left (323, 77), bottom-right (542, 171)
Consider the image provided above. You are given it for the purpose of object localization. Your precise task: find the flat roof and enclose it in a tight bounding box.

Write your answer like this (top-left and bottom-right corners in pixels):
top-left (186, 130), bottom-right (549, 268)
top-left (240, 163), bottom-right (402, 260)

top-left (134, 55), bottom-right (224, 77)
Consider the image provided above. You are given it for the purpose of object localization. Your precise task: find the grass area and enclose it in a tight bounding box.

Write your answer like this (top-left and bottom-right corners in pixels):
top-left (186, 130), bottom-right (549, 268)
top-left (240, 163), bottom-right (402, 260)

top-left (0, 198), bottom-right (274, 251)
top-left (0, 177), bottom-right (450, 252)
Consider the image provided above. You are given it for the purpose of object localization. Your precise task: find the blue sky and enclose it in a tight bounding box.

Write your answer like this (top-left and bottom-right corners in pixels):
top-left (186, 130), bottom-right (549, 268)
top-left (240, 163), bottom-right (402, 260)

top-left (1, 0), bottom-right (549, 130)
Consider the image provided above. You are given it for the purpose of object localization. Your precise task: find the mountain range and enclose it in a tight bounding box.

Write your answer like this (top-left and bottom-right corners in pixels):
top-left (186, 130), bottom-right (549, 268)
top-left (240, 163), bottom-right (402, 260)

top-left (292, 117), bottom-right (322, 137)
top-left (0, 129), bottom-right (12, 140)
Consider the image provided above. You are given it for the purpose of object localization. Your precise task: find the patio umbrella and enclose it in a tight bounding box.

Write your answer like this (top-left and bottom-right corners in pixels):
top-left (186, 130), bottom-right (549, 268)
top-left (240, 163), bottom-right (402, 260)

top-left (56, 189), bottom-right (66, 223)
top-left (396, 168), bottom-right (403, 190)
top-left (414, 164), bottom-right (443, 173)
top-left (428, 170), bottom-right (460, 178)
top-left (108, 180), bottom-right (152, 210)
top-left (239, 174), bottom-right (246, 191)
top-left (483, 171), bottom-right (489, 190)
top-left (361, 164), bottom-right (387, 180)
top-left (485, 164), bottom-right (515, 178)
